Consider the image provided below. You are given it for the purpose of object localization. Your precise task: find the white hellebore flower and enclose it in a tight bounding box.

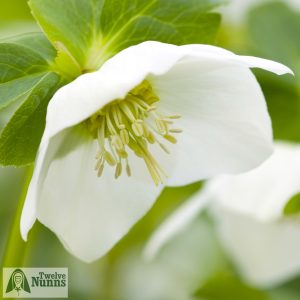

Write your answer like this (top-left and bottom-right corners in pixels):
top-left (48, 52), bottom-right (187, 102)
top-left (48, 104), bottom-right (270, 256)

top-left (20, 41), bottom-right (291, 262)
top-left (146, 143), bottom-right (300, 287)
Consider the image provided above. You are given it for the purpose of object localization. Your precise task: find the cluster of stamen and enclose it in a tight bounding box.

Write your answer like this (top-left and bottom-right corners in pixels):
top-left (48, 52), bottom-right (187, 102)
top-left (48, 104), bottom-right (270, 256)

top-left (86, 80), bottom-right (182, 185)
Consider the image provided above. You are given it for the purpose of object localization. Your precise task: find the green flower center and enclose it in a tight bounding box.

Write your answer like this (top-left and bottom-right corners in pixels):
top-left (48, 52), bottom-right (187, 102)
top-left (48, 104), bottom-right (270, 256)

top-left (86, 80), bottom-right (182, 185)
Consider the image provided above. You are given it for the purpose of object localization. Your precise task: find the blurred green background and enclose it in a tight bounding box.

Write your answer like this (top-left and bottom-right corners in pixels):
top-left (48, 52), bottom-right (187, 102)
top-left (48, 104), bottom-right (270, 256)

top-left (1, 0), bottom-right (300, 299)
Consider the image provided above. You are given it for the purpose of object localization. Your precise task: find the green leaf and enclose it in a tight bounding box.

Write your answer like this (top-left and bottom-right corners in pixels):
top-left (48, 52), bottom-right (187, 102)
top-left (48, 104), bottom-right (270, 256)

top-left (0, 33), bottom-right (58, 110)
top-left (258, 72), bottom-right (300, 142)
top-left (221, 2), bottom-right (300, 142)
top-left (0, 73), bottom-right (47, 110)
top-left (0, 72), bottom-right (62, 166)
top-left (283, 192), bottom-right (300, 216)
top-left (245, 2), bottom-right (300, 142)
top-left (2, 32), bottom-right (57, 62)
top-left (0, 43), bottom-right (47, 83)
top-left (29, 0), bottom-right (224, 71)
top-left (194, 272), bottom-right (269, 300)
top-left (0, 33), bottom-right (64, 166)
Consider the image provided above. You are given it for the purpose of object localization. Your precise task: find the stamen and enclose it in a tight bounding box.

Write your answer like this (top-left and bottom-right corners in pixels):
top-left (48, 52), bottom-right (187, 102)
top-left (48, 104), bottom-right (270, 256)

top-left (161, 119), bottom-right (173, 124)
top-left (159, 143), bottom-right (170, 154)
top-left (146, 132), bottom-right (156, 144)
top-left (126, 161), bottom-right (132, 177)
top-left (104, 151), bottom-right (117, 166)
top-left (155, 119), bottom-right (168, 135)
top-left (115, 162), bottom-right (122, 179)
top-left (120, 129), bottom-right (129, 144)
top-left (111, 135), bottom-right (124, 151)
top-left (97, 163), bottom-right (105, 177)
top-left (168, 114), bottom-right (182, 119)
top-left (132, 122), bottom-right (144, 137)
top-left (147, 105), bottom-right (157, 112)
top-left (164, 135), bottom-right (177, 144)
top-left (118, 150), bottom-right (128, 159)
top-left (169, 129), bottom-right (183, 133)
top-left (95, 158), bottom-right (103, 171)
top-left (86, 80), bottom-right (182, 185)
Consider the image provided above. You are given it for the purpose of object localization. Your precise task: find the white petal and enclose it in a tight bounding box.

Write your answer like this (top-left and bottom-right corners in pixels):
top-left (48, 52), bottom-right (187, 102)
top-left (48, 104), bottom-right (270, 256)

top-left (180, 44), bottom-right (293, 75)
top-left (214, 207), bottom-right (300, 287)
top-left (44, 42), bottom-right (196, 139)
top-left (20, 132), bottom-right (68, 240)
top-left (144, 188), bottom-right (211, 260)
top-left (21, 127), bottom-right (163, 262)
top-left (44, 42), bottom-right (292, 141)
top-left (151, 57), bottom-right (275, 186)
top-left (235, 55), bottom-right (293, 75)
top-left (208, 142), bottom-right (300, 221)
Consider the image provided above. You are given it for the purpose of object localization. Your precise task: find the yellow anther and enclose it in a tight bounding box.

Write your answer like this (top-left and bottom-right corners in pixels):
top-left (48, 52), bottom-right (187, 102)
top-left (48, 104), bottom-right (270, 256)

top-left (168, 114), bottom-right (182, 119)
top-left (120, 129), bottom-right (129, 145)
top-left (147, 132), bottom-right (156, 144)
top-left (162, 119), bottom-right (173, 124)
top-left (118, 150), bottom-right (128, 159)
top-left (104, 151), bottom-right (117, 166)
top-left (170, 129), bottom-right (183, 133)
top-left (156, 119), bottom-right (168, 135)
top-left (126, 163), bottom-right (132, 177)
top-left (164, 134), bottom-right (177, 144)
top-left (132, 122), bottom-right (144, 137)
top-left (115, 163), bottom-right (122, 179)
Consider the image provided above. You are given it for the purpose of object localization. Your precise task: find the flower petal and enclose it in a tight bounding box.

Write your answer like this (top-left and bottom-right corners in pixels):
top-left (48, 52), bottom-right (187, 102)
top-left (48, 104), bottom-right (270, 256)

top-left (181, 44), bottom-right (293, 75)
top-left (21, 132), bottom-right (68, 240)
top-left (213, 207), bottom-right (300, 287)
top-left (208, 142), bottom-right (300, 221)
top-left (44, 42), bottom-right (292, 141)
top-left (151, 57), bottom-right (277, 186)
top-left (44, 42), bottom-right (194, 139)
top-left (21, 126), bottom-right (163, 262)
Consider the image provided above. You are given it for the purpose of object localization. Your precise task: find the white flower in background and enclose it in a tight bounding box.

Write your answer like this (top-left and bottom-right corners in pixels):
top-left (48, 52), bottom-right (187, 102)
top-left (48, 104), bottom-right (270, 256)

top-left (20, 41), bottom-right (291, 262)
top-left (114, 217), bottom-right (225, 300)
top-left (146, 143), bottom-right (300, 287)
top-left (221, 0), bottom-right (300, 24)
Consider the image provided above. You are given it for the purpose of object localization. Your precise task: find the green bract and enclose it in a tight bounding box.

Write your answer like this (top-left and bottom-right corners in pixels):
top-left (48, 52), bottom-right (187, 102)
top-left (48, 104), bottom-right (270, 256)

top-left (0, 0), bottom-right (224, 166)
top-left (0, 33), bottom-right (63, 166)
top-left (29, 0), bottom-right (224, 72)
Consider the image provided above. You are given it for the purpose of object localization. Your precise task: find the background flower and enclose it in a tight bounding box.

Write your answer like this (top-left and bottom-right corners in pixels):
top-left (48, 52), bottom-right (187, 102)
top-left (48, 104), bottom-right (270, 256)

top-left (146, 143), bottom-right (300, 288)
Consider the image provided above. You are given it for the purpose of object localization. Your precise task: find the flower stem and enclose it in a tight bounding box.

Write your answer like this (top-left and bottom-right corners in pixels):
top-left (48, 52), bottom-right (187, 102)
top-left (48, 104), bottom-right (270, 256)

top-left (1, 166), bottom-right (33, 269)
